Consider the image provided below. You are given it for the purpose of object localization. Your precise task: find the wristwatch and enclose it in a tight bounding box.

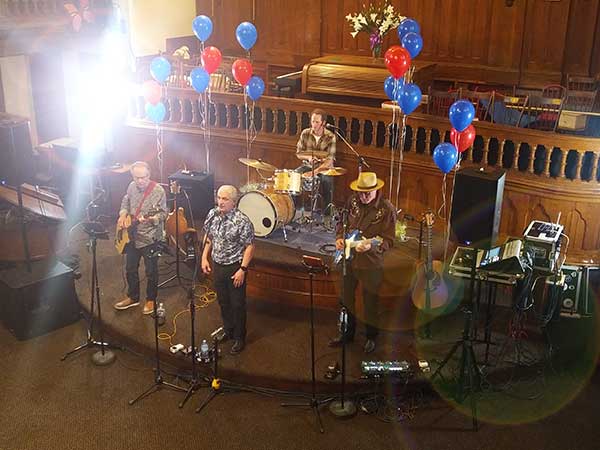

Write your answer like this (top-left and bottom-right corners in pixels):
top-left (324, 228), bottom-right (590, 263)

top-left (240, 265), bottom-right (248, 272)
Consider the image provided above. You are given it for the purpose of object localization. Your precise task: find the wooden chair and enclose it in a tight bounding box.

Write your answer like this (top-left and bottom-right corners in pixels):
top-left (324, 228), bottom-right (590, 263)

top-left (567, 74), bottom-right (597, 92)
top-left (542, 84), bottom-right (566, 100)
top-left (520, 95), bottom-right (563, 131)
top-left (490, 93), bottom-right (528, 127)
top-left (426, 87), bottom-right (460, 117)
top-left (564, 90), bottom-right (597, 112)
top-left (459, 89), bottom-right (494, 121)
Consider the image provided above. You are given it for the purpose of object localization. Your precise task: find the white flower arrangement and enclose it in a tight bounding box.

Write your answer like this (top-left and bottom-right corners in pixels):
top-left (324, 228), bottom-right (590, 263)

top-left (345, 2), bottom-right (406, 55)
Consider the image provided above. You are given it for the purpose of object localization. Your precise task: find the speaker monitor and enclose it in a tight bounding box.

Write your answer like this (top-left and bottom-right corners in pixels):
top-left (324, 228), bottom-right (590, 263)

top-left (450, 167), bottom-right (506, 249)
top-left (0, 116), bottom-right (34, 186)
top-left (168, 170), bottom-right (214, 221)
top-left (0, 260), bottom-right (80, 340)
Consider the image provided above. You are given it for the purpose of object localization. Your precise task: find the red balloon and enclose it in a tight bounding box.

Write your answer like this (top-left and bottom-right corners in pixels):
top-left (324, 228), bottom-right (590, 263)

top-left (232, 58), bottom-right (253, 86)
top-left (201, 46), bottom-right (222, 74)
top-left (384, 45), bottom-right (411, 79)
top-left (142, 80), bottom-right (162, 105)
top-left (450, 125), bottom-right (476, 153)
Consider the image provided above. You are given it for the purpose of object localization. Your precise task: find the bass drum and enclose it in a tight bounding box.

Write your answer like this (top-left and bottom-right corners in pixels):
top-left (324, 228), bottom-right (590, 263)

top-left (237, 190), bottom-right (295, 237)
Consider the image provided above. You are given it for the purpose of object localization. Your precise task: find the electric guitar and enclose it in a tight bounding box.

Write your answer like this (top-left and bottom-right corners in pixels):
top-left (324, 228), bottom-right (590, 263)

top-left (411, 211), bottom-right (449, 310)
top-left (115, 208), bottom-right (161, 254)
top-left (334, 230), bottom-right (382, 265)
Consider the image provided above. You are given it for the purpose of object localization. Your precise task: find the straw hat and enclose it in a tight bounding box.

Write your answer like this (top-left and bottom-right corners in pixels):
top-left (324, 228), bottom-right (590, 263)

top-left (349, 172), bottom-right (385, 192)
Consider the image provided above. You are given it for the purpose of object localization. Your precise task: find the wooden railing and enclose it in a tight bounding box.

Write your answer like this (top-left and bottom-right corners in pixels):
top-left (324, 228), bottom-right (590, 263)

top-left (0, 0), bottom-right (63, 17)
top-left (125, 87), bottom-right (600, 264)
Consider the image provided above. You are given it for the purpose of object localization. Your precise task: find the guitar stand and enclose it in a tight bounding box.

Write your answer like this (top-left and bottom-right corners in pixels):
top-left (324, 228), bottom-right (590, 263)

top-left (281, 257), bottom-right (331, 433)
top-left (129, 295), bottom-right (186, 406)
top-left (62, 227), bottom-right (120, 365)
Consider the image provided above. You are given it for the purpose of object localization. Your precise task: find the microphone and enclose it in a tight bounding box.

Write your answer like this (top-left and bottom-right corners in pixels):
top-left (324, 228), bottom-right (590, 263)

top-left (325, 123), bottom-right (342, 131)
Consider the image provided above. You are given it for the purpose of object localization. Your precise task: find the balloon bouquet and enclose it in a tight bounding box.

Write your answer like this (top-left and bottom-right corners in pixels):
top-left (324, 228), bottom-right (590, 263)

top-left (433, 98), bottom-right (476, 259)
top-left (231, 22), bottom-right (265, 183)
top-left (142, 56), bottom-right (171, 181)
top-left (383, 18), bottom-right (424, 206)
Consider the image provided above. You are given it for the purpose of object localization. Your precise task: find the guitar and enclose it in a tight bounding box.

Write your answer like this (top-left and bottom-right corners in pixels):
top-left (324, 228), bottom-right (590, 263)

top-left (411, 211), bottom-right (449, 310)
top-left (334, 230), bottom-right (382, 265)
top-left (165, 181), bottom-right (199, 262)
top-left (115, 208), bottom-right (161, 254)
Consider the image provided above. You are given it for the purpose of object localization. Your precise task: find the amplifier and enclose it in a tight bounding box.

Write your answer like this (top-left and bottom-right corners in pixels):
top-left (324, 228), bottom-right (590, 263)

top-left (168, 170), bottom-right (214, 221)
top-left (523, 220), bottom-right (563, 272)
top-left (0, 260), bottom-right (80, 340)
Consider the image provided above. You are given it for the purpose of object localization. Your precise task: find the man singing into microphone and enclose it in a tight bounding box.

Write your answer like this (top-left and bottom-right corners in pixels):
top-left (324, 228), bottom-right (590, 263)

top-left (202, 185), bottom-right (255, 355)
top-left (296, 108), bottom-right (337, 217)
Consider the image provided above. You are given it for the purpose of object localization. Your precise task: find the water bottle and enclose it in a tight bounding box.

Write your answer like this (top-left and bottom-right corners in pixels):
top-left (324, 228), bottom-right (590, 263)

top-left (156, 302), bottom-right (166, 326)
top-left (338, 308), bottom-right (347, 333)
top-left (200, 339), bottom-right (210, 363)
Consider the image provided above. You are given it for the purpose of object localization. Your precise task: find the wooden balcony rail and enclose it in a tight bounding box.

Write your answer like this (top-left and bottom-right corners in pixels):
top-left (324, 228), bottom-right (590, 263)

top-left (128, 88), bottom-right (600, 184)
top-left (0, 0), bottom-right (63, 17)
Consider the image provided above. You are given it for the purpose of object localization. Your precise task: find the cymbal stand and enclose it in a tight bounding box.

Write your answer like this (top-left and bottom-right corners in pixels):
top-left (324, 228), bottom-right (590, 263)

top-left (282, 256), bottom-right (330, 433)
top-left (62, 224), bottom-right (119, 364)
top-left (129, 289), bottom-right (186, 406)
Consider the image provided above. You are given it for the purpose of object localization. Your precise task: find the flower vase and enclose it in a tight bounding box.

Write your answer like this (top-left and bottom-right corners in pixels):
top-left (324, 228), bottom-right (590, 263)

top-left (371, 46), bottom-right (382, 61)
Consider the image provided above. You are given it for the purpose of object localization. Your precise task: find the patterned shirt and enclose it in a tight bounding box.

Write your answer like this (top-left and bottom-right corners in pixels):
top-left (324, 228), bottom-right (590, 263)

top-left (296, 128), bottom-right (336, 163)
top-left (119, 181), bottom-right (167, 248)
top-left (203, 207), bottom-right (254, 265)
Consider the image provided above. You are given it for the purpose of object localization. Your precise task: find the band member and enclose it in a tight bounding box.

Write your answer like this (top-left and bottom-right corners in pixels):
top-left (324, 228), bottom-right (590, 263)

top-left (202, 185), bottom-right (255, 355)
top-left (296, 108), bottom-right (336, 215)
top-left (329, 172), bottom-right (396, 353)
top-left (114, 161), bottom-right (167, 315)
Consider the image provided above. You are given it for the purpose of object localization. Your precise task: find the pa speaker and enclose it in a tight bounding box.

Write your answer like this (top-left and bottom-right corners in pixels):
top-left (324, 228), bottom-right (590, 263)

top-left (0, 115), bottom-right (33, 186)
top-left (450, 167), bottom-right (505, 249)
top-left (168, 170), bottom-right (214, 221)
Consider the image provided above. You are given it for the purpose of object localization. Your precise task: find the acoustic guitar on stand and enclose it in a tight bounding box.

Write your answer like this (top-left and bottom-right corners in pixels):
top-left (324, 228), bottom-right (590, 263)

top-left (411, 211), bottom-right (449, 310)
top-left (115, 208), bottom-right (162, 254)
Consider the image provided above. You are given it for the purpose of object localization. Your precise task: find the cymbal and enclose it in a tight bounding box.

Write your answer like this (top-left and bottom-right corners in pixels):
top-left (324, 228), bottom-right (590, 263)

top-left (296, 151), bottom-right (329, 160)
top-left (238, 158), bottom-right (277, 172)
top-left (320, 167), bottom-right (347, 176)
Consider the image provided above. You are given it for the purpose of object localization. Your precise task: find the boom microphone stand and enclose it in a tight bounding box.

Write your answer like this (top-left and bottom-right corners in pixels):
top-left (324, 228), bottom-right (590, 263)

top-left (62, 213), bottom-right (119, 365)
top-left (329, 209), bottom-right (357, 418)
top-left (326, 124), bottom-right (370, 173)
top-left (282, 255), bottom-right (330, 433)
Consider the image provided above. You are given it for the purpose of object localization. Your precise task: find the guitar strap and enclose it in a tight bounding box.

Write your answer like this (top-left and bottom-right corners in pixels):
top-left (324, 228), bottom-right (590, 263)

top-left (133, 181), bottom-right (157, 219)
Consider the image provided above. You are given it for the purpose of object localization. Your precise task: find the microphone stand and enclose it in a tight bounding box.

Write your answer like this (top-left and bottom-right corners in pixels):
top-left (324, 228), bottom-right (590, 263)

top-left (328, 125), bottom-right (370, 174)
top-left (329, 208), bottom-right (356, 418)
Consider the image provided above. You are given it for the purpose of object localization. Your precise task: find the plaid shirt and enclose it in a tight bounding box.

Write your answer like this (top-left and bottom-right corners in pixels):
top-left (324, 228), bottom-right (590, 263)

top-left (119, 181), bottom-right (167, 248)
top-left (203, 207), bottom-right (254, 265)
top-left (296, 128), bottom-right (336, 162)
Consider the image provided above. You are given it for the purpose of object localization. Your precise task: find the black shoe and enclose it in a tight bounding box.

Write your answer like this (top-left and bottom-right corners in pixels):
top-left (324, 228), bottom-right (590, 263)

top-left (230, 340), bottom-right (245, 355)
top-left (363, 339), bottom-right (376, 354)
top-left (216, 331), bottom-right (232, 344)
top-left (328, 334), bottom-right (354, 348)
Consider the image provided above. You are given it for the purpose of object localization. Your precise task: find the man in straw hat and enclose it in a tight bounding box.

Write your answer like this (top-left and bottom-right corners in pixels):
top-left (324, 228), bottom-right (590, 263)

top-left (329, 172), bottom-right (396, 354)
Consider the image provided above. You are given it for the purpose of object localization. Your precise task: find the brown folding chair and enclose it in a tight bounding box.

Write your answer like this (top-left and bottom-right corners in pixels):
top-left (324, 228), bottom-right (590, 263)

top-left (567, 74), bottom-right (597, 92)
top-left (460, 89), bottom-right (494, 122)
top-left (426, 87), bottom-right (459, 117)
top-left (542, 84), bottom-right (566, 100)
top-left (520, 95), bottom-right (563, 131)
top-left (564, 90), bottom-right (597, 112)
top-left (490, 93), bottom-right (528, 127)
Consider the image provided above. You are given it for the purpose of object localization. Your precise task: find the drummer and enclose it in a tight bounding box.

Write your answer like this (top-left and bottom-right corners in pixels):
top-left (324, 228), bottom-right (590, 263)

top-left (295, 108), bottom-right (336, 216)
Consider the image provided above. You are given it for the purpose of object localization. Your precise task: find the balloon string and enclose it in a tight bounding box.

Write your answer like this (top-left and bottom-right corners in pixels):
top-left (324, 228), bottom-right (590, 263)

top-left (443, 156), bottom-right (461, 263)
top-left (395, 113), bottom-right (407, 208)
top-left (156, 124), bottom-right (164, 184)
top-left (388, 78), bottom-right (399, 199)
top-left (243, 93), bottom-right (250, 184)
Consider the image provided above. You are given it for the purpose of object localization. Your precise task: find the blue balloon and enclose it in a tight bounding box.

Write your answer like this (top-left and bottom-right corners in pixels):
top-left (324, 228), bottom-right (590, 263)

top-left (449, 100), bottom-right (476, 132)
top-left (190, 67), bottom-right (210, 93)
top-left (433, 143), bottom-right (458, 174)
top-left (192, 15), bottom-right (213, 42)
top-left (150, 57), bottom-right (171, 84)
top-left (246, 76), bottom-right (265, 101)
top-left (145, 101), bottom-right (166, 124)
top-left (398, 18), bottom-right (420, 40)
top-left (398, 83), bottom-right (422, 115)
top-left (236, 22), bottom-right (257, 51)
top-left (384, 76), bottom-right (404, 101)
top-left (401, 32), bottom-right (423, 58)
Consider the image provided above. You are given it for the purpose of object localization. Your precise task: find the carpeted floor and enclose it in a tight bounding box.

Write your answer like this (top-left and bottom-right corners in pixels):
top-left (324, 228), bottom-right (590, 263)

top-left (1, 320), bottom-right (600, 450)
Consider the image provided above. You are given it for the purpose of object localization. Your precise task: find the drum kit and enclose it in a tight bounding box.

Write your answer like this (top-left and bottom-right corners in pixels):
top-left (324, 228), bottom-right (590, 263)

top-left (236, 156), bottom-right (347, 239)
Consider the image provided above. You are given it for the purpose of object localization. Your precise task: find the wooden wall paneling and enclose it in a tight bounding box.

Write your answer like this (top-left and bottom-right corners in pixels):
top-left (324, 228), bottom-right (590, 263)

top-left (452, 0), bottom-right (492, 65)
top-left (563, 0), bottom-right (600, 76)
top-left (195, 0), bottom-right (254, 56)
top-left (591, 2), bottom-right (600, 75)
top-left (520, 0), bottom-right (572, 85)
top-left (397, 0), bottom-right (438, 60)
top-left (487, 0), bottom-right (526, 72)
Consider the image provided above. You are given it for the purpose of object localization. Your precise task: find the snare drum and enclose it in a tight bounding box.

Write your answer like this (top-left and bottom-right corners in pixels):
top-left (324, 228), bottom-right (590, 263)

top-left (273, 169), bottom-right (302, 195)
top-left (237, 189), bottom-right (295, 237)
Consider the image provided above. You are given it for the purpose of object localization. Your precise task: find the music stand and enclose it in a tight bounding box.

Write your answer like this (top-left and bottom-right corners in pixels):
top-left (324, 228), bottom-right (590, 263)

top-left (281, 255), bottom-right (330, 433)
top-left (62, 221), bottom-right (119, 365)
